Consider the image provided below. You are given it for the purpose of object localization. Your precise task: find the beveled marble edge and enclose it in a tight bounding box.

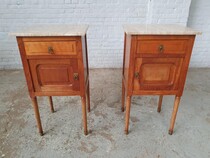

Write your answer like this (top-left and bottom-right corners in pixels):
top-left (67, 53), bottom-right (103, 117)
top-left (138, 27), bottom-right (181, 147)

top-left (10, 25), bottom-right (89, 36)
top-left (123, 24), bottom-right (202, 35)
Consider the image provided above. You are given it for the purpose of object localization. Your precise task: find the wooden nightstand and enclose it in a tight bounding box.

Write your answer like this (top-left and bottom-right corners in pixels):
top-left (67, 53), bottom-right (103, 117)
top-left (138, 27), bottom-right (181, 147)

top-left (122, 24), bottom-right (201, 135)
top-left (13, 25), bottom-right (90, 136)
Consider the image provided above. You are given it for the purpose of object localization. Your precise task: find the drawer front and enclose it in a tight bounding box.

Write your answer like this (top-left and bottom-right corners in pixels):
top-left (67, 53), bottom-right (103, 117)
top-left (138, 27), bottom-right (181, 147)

top-left (29, 59), bottom-right (80, 92)
top-left (136, 38), bottom-right (188, 55)
top-left (133, 57), bottom-right (183, 91)
top-left (24, 40), bottom-right (77, 56)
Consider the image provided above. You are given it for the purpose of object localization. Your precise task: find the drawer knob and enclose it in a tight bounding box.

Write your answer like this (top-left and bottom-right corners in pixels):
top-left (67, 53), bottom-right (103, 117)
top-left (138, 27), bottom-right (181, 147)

top-left (159, 45), bottom-right (164, 53)
top-left (73, 73), bottom-right (79, 80)
top-left (134, 72), bottom-right (139, 78)
top-left (48, 46), bottom-right (54, 54)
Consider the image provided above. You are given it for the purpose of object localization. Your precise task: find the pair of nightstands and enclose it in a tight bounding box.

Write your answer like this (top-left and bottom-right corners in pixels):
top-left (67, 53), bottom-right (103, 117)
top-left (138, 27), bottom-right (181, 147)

top-left (13, 24), bottom-right (200, 136)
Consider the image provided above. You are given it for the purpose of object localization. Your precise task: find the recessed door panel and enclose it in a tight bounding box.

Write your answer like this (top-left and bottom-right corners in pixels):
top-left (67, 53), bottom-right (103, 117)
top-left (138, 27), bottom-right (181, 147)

top-left (134, 58), bottom-right (183, 91)
top-left (37, 65), bottom-right (73, 85)
top-left (29, 59), bottom-right (80, 92)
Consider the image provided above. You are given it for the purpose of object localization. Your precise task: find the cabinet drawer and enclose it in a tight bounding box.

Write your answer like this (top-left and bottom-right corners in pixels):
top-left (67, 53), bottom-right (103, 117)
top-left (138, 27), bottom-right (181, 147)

top-left (136, 39), bottom-right (188, 55)
top-left (24, 41), bottom-right (77, 56)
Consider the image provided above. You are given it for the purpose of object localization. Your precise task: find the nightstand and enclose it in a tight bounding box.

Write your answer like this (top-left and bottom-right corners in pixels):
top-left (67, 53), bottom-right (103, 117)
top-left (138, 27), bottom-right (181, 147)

top-left (13, 25), bottom-right (90, 135)
top-left (122, 24), bottom-right (201, 135)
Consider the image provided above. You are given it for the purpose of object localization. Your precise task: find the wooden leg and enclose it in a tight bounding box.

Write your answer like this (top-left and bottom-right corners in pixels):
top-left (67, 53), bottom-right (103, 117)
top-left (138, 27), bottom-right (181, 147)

top-left (125, 96), bottom-right (131, 135)
top-left (81, 96), bottom-right (88, 135)
top-left (48, 96), bottom-right (55, 113)
top-left (169, 96), bottom-right (181, 135)
top-left (31, 97), bottom-right (43, 136)
top-left (157, 95), bottom-right (163, 113)
top-left (121, 80), bottom-right (125, 112)
top-left (87, 81), bottom-right (90, 112)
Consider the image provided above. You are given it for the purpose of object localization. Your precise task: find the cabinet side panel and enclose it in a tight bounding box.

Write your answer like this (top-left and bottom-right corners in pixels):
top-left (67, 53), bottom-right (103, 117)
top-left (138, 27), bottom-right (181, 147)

top-left (178, 35), bottom-right (196, 96)
top-left (127, 36), bottom-right (137, 95)
top-left (123, 34), bottom-right (131, 91)
top-left (123, 35), bottom-right (137, 95)
top-left (77, 36), bottom-right (86, 95)
top-left (81, 35), bottom-right (88, 85)
top-left (122, 33), bottom-right (126, 76)
top-left (17, 37), bottom-right (35, 98)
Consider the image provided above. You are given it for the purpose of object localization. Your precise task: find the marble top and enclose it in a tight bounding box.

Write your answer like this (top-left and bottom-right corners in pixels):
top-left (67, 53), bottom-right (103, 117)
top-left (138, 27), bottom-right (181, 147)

top-left (11, 25), bottom-right (88, 36)
top-left (123, 24), bottom-right (201, 35)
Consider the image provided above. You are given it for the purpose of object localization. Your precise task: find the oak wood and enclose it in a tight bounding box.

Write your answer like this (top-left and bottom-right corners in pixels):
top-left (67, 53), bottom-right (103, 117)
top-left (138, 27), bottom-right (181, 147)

top-left (177, 36), bottom-right (195, 96)
top-left (26, 55), bottom-right (78, 59)
top-left (135, 53), bottom-right (185, 58)
top-left (136, 35), bottom-right (194, 40)
top-left (122, 33), bottom-right (126, 77)
top-left (86, 80), bottom-right (90, 112)
top-left (136, 38), bottom-right (187, 54)
top-left (132, 90), bottom-right (178, 95)
top-left (123, 34), bottom-right (131, 93)
top-left (82, 35), bottom-right (88, 85)
top-left (127, 37), bottom-right (137, 96)
top-left (34, 91), bottom-right (80, 96)
top-left (133, 58), bottom-right (183, 91)
top-left (125, 96), bottom-right (131, 134)
top-left (121, 79), bottom-right (125, 112)
top-left (157, 95), bottom-right (163, 112)
top-left (17, 37), bottom-right (35, 98)
top-left (85, 35), bottom-right (90, 112)
top-left (77, 37), bottom-right (86, 96)
top-left (29, 58), bottom-right (80, 92)
top-left (48, 96), bottom-right (55, 113)
top-left (122, 33), bottom-right (126, 112)
top-left (169, 96), bottom-right (181, 135)
top-left (81, 96), bottom-right (88, 135)
top-left (24, 41), bottom-right (77, 55)
top-left (122, 34), bottom-right (196, 135)
top-left (22, 36), bottom-right (79, 42)
top-left (16, 36), bottom-right (89, 135)
top-left (31, 97), bottom-right (43, 136)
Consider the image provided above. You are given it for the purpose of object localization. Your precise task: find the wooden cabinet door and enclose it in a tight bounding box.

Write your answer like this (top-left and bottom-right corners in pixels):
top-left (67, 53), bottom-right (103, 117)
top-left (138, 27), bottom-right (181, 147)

top-left (29, 59), bottom-right (80, 92)
top-left (133, 58), bottom-right (183, 91)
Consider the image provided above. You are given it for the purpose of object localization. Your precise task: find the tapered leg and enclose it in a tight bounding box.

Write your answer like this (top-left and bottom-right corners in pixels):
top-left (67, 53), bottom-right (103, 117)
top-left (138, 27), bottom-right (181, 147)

top-left (121, 80), bottom-right (125, 112)
top-left (87, 81), bottom-right (90, 112)
top-left (48, 96), bottom-right (55, 113)
top-left (157, 95), bottom-right (163, 113)
top-left (31, 97), bottom-right (43, 136)
top-left (125, 96), bottom-right (131, 134)
top-left (169, 96), bottom-right (181, 135)
top-left (81, 96), bottom-right (88, 135)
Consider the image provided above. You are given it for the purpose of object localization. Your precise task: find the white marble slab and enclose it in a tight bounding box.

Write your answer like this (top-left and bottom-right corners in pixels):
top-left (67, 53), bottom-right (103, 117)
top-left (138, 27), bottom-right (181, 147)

top-left (11, 25), bottom-right (88, 36)
top-left (123, 24), bottom-right (201, 35)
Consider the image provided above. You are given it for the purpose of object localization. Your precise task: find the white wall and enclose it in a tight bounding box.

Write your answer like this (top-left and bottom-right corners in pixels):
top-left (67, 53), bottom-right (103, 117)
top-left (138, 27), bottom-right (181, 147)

top-left (147, 0), bottom-right (191, 25)
top-left (187, 0), bottom-right (210, 67)
top-left (0, 0), bottom-right (193, 69)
